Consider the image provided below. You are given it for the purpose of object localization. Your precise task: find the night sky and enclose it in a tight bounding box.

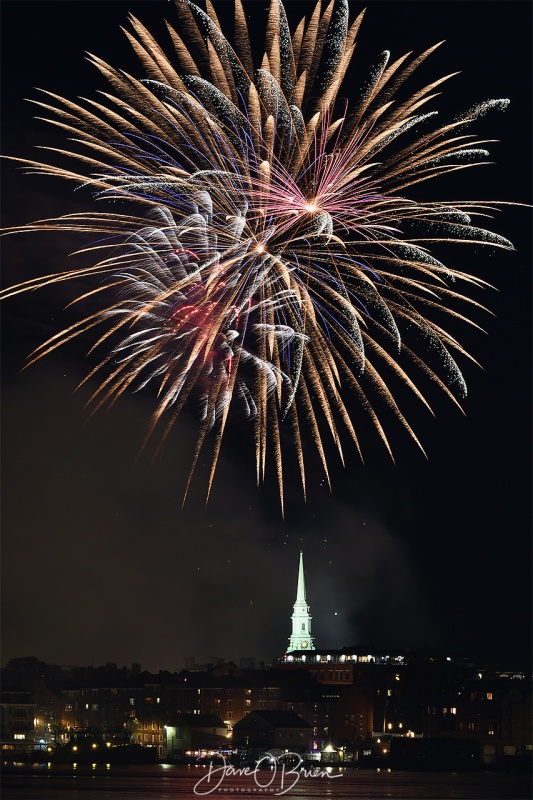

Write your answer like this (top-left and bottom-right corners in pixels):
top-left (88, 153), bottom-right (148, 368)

top-left (1, 1), bottom-right (531, 674)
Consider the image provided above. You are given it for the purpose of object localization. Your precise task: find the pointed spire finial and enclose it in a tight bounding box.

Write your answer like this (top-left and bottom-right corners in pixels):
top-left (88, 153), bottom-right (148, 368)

top-left (296, 549), bottom-right (306, 604)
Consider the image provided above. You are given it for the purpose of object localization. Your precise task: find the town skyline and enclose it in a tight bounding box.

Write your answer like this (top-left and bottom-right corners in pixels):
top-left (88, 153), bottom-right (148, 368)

top-left (3, 642), bottom-right (531, 774)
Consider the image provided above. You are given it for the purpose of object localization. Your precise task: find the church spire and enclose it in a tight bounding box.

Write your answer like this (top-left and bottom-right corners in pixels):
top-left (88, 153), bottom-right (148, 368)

top-left (296, 550), bottom-right (307, 604)
top-left (287, 549), bottom-right (315, 653)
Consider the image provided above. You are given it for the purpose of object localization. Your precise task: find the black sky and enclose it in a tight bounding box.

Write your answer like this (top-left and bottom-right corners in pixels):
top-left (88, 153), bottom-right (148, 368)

top-left (1, 1), bottom-right (531, 673)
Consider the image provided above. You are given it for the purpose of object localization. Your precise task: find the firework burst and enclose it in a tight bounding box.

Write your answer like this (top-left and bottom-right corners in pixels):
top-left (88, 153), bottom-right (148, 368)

top-left (1, 0), bottom-right (514, 513)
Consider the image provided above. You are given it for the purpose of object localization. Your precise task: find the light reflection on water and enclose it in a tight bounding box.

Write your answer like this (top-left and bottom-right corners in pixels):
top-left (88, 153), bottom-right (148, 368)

top-left (1, 762), bottom-right (531, 799)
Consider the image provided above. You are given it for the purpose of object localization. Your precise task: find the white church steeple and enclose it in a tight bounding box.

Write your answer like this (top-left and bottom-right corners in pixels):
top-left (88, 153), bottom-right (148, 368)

top-left (287, 550), bottom-right (315, 653)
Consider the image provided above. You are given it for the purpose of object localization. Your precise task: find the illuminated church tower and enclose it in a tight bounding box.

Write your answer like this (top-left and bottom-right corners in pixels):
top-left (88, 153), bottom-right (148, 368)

top-left (287, 550), bottom-right (315, 652)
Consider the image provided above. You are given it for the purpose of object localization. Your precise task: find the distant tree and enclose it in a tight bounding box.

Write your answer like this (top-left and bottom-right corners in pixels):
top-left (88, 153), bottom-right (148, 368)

top-left (51, 721), bottom-right (69, 745)
top-left (5, 656), bottom-right (47, 677)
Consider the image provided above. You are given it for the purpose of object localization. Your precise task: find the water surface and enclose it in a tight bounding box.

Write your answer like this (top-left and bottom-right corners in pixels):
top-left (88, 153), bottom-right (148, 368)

top-left (2, 762), bottom-right (531, 799)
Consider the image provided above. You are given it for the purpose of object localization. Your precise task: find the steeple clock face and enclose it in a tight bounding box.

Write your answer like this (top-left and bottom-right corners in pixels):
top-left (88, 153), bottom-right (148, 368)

top-left (301, 640), bottom-right (309, 649)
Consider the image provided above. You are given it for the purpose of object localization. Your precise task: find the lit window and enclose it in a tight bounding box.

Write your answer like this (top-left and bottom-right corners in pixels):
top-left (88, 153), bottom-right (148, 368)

top-left (486, 692), bottom-right (493, 701)
top-left (14, 734), bottom-right (26, 740)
